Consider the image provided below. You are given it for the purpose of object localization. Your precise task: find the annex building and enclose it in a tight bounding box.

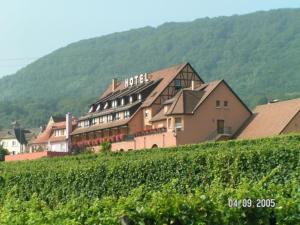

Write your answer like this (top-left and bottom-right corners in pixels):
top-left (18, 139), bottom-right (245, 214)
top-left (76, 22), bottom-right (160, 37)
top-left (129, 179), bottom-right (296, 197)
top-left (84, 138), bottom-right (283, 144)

top-left (237, 98), bottom-right (300, 139)
top-left (71, 63), bottom-right (252, 151)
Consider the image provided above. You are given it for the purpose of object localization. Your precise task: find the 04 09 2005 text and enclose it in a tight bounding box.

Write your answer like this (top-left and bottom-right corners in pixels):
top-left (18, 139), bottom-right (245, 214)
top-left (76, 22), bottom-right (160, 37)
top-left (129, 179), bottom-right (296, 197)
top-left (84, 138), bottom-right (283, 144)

top-left (228, 198), bottom-right (276, 208)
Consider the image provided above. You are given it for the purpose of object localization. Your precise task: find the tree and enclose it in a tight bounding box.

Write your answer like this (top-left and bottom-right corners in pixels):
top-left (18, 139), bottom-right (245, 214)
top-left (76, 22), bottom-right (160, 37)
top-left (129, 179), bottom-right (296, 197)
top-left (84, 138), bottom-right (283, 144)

top-left (0, 145), bottom-right (9, 161)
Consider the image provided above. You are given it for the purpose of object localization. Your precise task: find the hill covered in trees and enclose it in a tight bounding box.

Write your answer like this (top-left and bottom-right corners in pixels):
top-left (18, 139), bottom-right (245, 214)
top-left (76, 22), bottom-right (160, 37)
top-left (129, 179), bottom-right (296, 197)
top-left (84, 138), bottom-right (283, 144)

top-left (0, 8), bottom-right (300, 128)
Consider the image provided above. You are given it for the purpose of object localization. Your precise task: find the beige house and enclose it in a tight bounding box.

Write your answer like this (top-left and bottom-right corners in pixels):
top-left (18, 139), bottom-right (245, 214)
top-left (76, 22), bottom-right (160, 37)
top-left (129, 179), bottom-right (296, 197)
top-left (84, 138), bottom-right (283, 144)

top-left (29, 114), bottom-right (76, 152)
top-left (71, 62), bottom-right (252, 151)
top-left (237, 98), bottom-right (300, 139)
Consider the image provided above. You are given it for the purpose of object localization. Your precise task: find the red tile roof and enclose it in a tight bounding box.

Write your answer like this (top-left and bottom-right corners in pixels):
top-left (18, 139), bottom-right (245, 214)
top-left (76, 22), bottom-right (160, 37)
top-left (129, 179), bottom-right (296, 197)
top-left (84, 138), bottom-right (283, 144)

top-left (237, 98), bottom-right (300, 139)
top-left (30, 119), bottom-right (77, 144)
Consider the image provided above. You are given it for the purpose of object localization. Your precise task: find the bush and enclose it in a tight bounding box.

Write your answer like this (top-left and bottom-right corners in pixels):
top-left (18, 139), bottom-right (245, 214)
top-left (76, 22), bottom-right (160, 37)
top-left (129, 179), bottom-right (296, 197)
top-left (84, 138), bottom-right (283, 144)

top-left (0, 145), bottom-right (9, 161)
top-left (101, 142), bottom-right (111, 153)
top-left (0, 135), bottom-right (299, 223)
top-left (0, 179), bottom-right (299, 225)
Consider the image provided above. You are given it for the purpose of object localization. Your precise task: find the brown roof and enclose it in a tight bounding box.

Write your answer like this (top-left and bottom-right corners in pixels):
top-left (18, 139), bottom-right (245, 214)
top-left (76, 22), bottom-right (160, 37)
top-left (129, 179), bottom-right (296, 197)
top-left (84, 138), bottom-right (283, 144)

top-left (49, 136), bottom-right (66, 143)
top-left (166, 80), bottom-right (222, 115)
top-left (237, 98), bottom-right (300, 139)
top-left (30, 126), bottom-right (52, 144)
top-left (99, 63), bottom-right (204, 108)
top-left (100, 63), bottom-right (186, 98)
top-left (150, 107), bottom-right (167, 122)
top-left (79, 101), bottom-right (141, 121)
top-left (0, 129), bottom-right (16, 139)
top-left (30, 120), bottom-right (77, 144)
top-left (71, 118), bottom-right (130, 135)
top-left (150, 80), bottom-right (223, 120)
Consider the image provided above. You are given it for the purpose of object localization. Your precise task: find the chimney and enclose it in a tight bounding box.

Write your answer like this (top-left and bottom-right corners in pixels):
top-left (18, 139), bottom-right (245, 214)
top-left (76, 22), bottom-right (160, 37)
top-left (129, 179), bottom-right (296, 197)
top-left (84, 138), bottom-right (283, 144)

top-left (191, 80), bottom-right (195, 90)
top-left (66, 112), bottom-right (72, 152)
top-left (112, 78), bottom-right (117, 92)
top-left (39, 125), bottom-right (45, 133)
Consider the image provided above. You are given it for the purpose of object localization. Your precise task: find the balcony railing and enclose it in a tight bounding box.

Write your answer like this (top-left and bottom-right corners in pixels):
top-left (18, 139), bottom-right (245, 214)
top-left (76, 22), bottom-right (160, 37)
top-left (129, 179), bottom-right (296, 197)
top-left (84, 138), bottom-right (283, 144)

top-left (134, 127), bottom-right (167, 137)
top-left (206, 127), bottom-right (232, 141)
top-left (72, 134), bottom-right (128, 148)
top-left (72, 127), bottom-right (168, 148)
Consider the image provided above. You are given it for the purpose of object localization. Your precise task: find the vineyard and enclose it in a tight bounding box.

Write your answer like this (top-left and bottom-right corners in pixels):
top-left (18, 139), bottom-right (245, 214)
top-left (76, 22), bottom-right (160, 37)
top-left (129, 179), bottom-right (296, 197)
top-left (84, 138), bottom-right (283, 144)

top-left (0, 135), bottom-right (299, 224)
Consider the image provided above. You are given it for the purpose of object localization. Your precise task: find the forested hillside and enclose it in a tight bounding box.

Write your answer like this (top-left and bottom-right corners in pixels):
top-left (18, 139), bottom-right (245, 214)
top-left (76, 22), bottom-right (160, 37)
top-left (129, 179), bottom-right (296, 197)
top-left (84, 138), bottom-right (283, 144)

top-left (0, 8), bottom-right (300, 128)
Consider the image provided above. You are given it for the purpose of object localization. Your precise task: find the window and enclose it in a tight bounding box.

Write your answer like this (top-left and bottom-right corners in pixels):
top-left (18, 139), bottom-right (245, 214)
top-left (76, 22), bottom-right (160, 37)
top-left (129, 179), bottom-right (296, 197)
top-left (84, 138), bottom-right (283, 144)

top-left (224, 101), bottom-right (228, 107)
top-left (138, 93), bottom-right (142, 101)
top-left (129, 96), bottom-right (133, 103)
top-left (175, 117), bottom-right (182, 130)
top-left (91, 118), bottom-right (97, 125)
top-left (12, 140), bottom-right (17, 147)
top-left (164, 106), bottom-right (169, 113)
top-left (124, 110), bottom-right (130, 119)
top-left (84, 120), bottom-right (90, 127)
top-left (54, 130), bottom-right (60, 136)
top-left (168, 118), bottom-right (172, 129)
top-left (216, 100), bottom-right (221, 108)
top-left (104, 102), bottom-right (108, 109)
top-left (60, 143), bottom-right (65, 151)
top-left (99, 116), bottom-right (104, 124)
top-left (112, 100), bottom-right (118, 108)
top-left (144, 110), bottom-right (149, 118)
top-left (175, 79), bottom-right (181, 90)
top-left (217, 120), bottom-right (225, 134)
top-left (96, 104), bottom-right (101, 111)
top-left (121, 98), bottom-right (125, 106)
top-left (108, 114), bottom-right (113, 122)
top-left (77, 122), bottom-right (82, 128)
top-left (60, 129), bottom-right (65, 136)
top-left (88, 106), bottom-right (94, 113)
top-left (115, 112), bottom-right (120, 120)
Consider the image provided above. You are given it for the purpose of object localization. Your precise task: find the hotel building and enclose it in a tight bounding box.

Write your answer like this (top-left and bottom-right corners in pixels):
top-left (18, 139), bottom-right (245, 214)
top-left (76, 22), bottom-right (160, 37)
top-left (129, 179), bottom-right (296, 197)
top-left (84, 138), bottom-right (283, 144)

top-left (71, 62), bottom-right (252, 151)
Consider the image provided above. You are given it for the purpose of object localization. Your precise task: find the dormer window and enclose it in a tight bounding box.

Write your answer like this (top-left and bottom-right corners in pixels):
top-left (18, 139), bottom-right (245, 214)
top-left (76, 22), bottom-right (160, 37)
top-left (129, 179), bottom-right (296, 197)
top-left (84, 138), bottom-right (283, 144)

top-left (104, 102), bottom-right (108, 109)
top-left (96, 104), bottom-right (101, 111)
top-left (112, 100), bottom-right (118, 108)
top-left (129, 96), bottom-right (133, 104)
top-left (138, 93), bottom-right (142, 101)
top-left (88, 106), bottom-right (94, 113)
top-left (121, 98), bottom-right (125, 106)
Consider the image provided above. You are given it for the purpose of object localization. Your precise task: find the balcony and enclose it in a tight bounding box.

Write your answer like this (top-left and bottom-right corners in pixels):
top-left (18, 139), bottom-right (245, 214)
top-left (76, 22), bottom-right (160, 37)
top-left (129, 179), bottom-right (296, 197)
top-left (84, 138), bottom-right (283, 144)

top-left (134, 127), bottom-right (167, 137)
top-left (206, 127), bottom-right (232, 141)
top-left (72, 127), bottom-right (168, 149)
top-left (72, 134), bottom-right (128, 148)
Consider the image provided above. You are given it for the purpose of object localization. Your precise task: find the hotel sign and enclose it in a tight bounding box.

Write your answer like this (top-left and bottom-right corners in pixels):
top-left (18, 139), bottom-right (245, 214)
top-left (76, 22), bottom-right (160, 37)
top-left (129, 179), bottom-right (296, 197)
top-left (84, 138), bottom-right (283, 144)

top-left (125, 73), bottom-right (149, 88)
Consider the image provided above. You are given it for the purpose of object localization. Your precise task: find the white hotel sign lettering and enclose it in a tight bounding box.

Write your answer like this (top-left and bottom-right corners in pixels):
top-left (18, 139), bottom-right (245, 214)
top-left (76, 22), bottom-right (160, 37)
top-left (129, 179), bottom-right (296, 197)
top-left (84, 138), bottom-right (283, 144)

top-left (125, 73), bottom-right (149, 88)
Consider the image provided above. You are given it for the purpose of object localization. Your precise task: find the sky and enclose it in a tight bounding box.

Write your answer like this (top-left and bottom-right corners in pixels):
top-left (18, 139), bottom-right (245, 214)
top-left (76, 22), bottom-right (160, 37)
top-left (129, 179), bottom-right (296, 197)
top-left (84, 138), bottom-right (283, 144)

top-left (0, 0), bottom-right (300, 78)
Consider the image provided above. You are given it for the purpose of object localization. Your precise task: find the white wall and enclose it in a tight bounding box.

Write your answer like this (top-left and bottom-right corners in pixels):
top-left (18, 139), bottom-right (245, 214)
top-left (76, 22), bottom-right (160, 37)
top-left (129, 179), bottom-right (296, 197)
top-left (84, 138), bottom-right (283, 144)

top-left (0, 138), bottom-right (25, 155)
top-left (49, 142), bottom-right (67, 152)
